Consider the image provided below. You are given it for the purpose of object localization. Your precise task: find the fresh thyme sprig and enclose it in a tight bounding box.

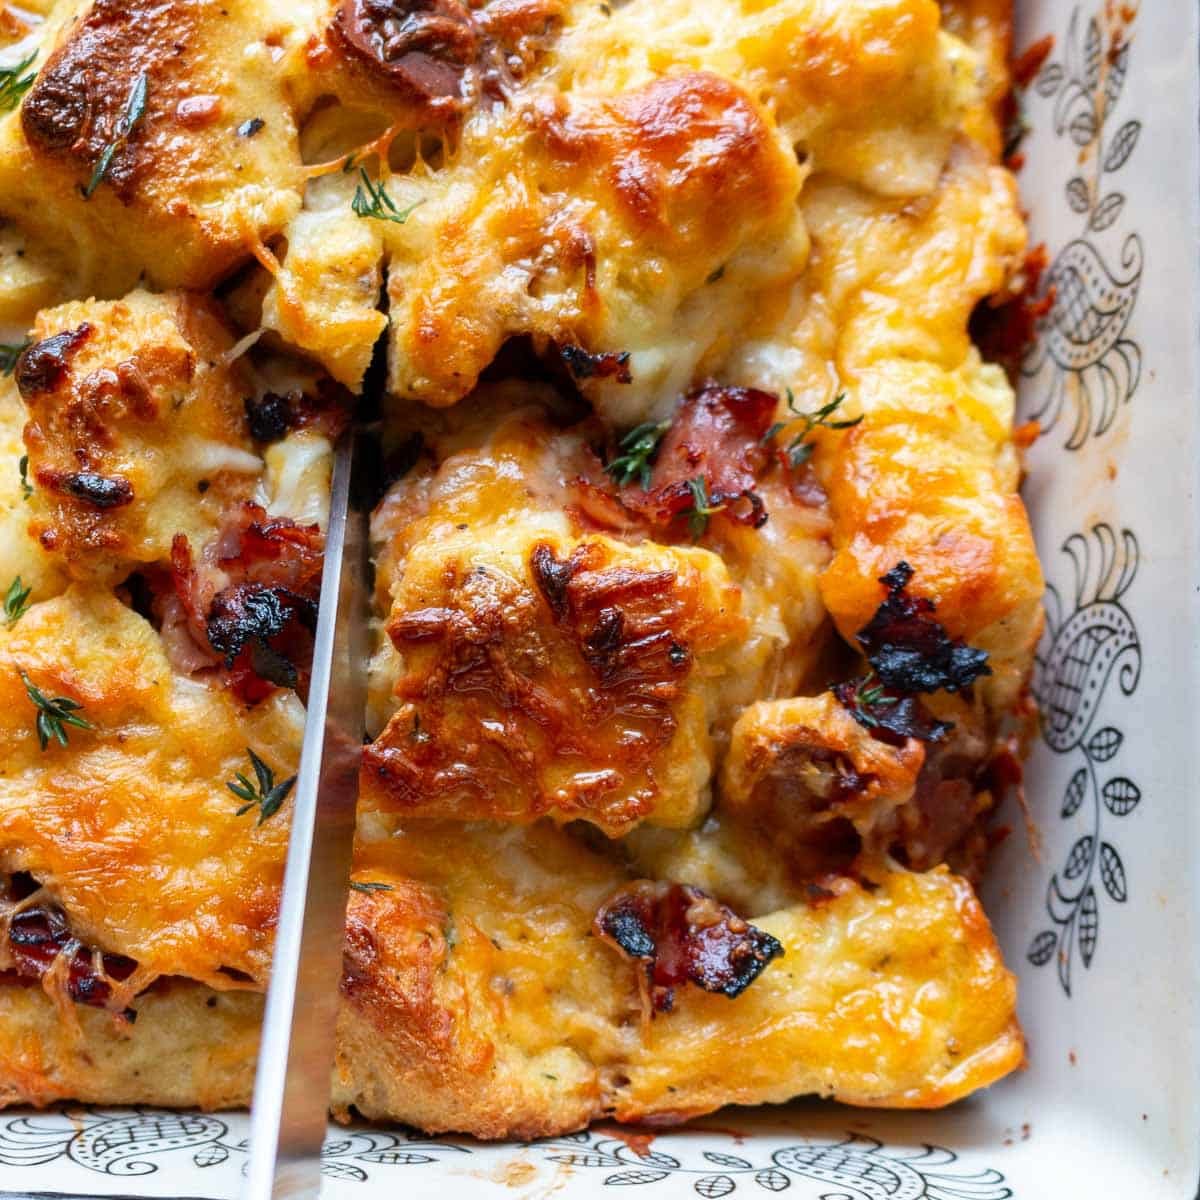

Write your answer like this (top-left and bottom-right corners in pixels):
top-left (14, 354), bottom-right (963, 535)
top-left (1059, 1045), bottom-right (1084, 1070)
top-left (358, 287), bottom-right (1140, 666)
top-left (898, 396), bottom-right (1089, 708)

top-left (351, 167), bottom-right (424, 225)
top-left (227, 747), bottom-right (296, 825)
top-left (605, 419), bottom-right (670, 489)
top-left (4, 577), bottom-right (31, 626)
top-left (349, 880), bottom-right (394, 893)
top-left (0, 52), bottom-right (36, 114)
top-left (764, 391), bottom-right (862, 468)
top-left (18, 454), bottom-right (31, 500)
top-left (20, 670), bottom-right (93, 750)
top-left (84, 71), bottom-right (148, 199)
top-left (0, 340), bottom-right (28, 376)
top-left (684, 476), bottom-right (726, 541)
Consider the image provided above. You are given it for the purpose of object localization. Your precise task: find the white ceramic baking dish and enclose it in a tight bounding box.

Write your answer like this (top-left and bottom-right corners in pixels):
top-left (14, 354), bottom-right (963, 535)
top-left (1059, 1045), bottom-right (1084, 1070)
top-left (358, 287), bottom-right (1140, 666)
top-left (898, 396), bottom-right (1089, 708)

top-left (1, 2), bottom-right (1196, 1197)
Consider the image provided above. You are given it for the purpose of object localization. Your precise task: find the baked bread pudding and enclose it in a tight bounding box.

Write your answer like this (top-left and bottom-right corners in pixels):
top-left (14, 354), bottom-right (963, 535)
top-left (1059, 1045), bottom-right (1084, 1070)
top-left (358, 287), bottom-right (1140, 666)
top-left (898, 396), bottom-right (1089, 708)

top-left (0, 0), bottom-right (1043, 1137)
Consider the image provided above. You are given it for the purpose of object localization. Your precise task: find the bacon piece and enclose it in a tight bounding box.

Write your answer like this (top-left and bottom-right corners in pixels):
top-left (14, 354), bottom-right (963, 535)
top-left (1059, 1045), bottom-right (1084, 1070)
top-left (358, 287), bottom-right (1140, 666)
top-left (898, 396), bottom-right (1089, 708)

top-left (832, 675), bottom-right (950, 747)
top-left (854, 563), bottom-right (991, 696)
top-left (331, 0), bottom-right (480, 113)
top-left (969, 244), bottom-right (1053, 376)
top-left (559, 344), bottom-right (632, 383)
top-left (243, 380), bottom-right (352, 445)
top-left (595, 882), bottom-right (782, 1014)
top-left (622, 384), bottom-right (775, 530)
top-left (4, 877), bottom-right (138, 1016)
top-left (165, 503), bottom-right (324, 702)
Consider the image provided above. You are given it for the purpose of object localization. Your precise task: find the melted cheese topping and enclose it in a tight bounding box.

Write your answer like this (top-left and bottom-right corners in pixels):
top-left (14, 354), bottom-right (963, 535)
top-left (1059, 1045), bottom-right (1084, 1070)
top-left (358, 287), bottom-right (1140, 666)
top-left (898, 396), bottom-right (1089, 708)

top-left (335, 822), bottom-right (1021, 1136)
top-left (0, 0), bottom-right (1040, 1139)
top-left (365, 388), bottom-right (831, 834)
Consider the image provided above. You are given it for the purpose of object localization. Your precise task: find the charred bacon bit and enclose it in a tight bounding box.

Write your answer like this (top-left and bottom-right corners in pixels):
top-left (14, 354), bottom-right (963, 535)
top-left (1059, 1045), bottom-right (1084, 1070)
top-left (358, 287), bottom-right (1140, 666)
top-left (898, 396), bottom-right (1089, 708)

top-left (595, 882), bottom-right (782, 1013)
top-left (168, 504), bottom-right (324, 703)
top-left (855, 563), bottom-right (991, 695)
top-left (969, 244), bottom-right (1053, 377)
top-left (5, 877), bottom-right (138, 1017)
top-left (835, 563), bottom-right (990, 746)
top-left (205, 584), bottom-right (316, 686)
top-left (832, 675), bottom-right (951, 748)
top-left (1011, 34), bottom-right (1055, 88)
top-left (559, 344), bottom-right (632, 384)
top-left (331, 0), bottom-right (480, 110)
top-left (14, 325), bottom-right (92, 400)
top-left (244, 382), bottom-right (353, 445)
top-left (244, 392), bottom-right (295, 444)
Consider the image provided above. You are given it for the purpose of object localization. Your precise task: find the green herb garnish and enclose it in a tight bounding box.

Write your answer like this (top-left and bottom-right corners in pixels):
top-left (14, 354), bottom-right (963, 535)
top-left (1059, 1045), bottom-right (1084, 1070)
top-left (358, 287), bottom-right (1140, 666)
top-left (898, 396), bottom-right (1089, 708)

top-left (18, 454), bottom-right (30, 500)
top-left (4, 576), bottom-right (31, 626)
top-left (0, 52), bottom-right (36, 114)
top-left (84, 71), bottom-right (148, 199)
top-left (349, 880), bottom-right (393, 893)
top-left (351, 167), bottom-right (424, 225)
top-left (20, 669), bottom-right (92, 750)
top-left (842, 671), bottom-right (886, 728)
top-left (764, 391), bottom-right (862, 468)
top-left (684, 476), bottom-right (726, 541)
top-left (605, 419), bottom-right (670, 490)
top-left (227, 747), bottom-right (296, 825)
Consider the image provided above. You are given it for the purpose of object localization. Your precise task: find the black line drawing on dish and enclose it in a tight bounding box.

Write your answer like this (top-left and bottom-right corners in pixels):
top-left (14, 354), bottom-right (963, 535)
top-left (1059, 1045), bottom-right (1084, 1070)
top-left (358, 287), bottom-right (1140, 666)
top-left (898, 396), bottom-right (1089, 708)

top-left (0, 1108), bottom-right (468, 1182)
top-left (531, 1130), bottom-right (1012, 1198)
top-left (1028, 524), bottom-right (1141, 996)
top-left (1020, 5), bottom-right (1143, 449)
top-left (0, 1110), bottom-right (1015, 1197)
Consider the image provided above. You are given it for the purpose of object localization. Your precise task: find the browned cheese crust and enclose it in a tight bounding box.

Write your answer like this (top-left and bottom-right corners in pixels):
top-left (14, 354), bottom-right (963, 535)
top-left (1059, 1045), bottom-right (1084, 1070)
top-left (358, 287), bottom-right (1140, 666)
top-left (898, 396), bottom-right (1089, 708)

top-left (0, 0), bottom-right (1042, 1139)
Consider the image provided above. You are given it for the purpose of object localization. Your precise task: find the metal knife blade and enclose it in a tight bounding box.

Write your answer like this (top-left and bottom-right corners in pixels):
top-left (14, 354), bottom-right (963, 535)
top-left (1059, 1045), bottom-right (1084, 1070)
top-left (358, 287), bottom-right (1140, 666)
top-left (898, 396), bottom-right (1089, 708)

top-left (244, 430), bottom-right (369, 1199)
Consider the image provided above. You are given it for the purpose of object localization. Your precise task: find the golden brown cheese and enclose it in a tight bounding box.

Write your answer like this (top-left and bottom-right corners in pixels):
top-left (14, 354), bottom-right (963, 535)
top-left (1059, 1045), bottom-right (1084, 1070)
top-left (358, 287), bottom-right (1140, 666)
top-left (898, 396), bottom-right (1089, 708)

top-left (0, 375), bottom-right (64, 605)
top-left (262, 0), bottom-right (982, 406)
top-left (365, 387), bottom-right (832, 834)
top-left (333, 823), bottom-right (1021, 1137)
top-left (0, 0), bottom-right (307, 298)
top-left (0, 0), bottom-right (1040, 1143)
top-left (18, 290), bottom-right (261, 584)
top-left (0, 587), bottom-right (299, 988)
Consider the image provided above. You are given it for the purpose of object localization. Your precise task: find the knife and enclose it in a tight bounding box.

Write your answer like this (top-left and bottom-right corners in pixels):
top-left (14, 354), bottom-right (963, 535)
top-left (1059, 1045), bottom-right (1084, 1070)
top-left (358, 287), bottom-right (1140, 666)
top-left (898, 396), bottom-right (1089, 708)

top-left (244, 429), bottom-right (370, 1199)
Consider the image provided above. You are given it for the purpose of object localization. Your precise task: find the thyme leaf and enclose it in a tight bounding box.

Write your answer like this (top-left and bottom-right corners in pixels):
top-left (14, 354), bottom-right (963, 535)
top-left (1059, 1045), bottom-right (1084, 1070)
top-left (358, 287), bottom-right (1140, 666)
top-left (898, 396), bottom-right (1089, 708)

top-left (4, 576), bottom-right (31, 626)
top-left (227, 747), bottom-right (296, 824)
top-left (351, 167), bottom-right (424, 225)
top-left (20, 669), bottom-right (93, 750)
top-left (18, 454), bottom-right (30, 500)
top-left (84, 71), bottom-right (148, 199)
top-left (0, 52), bottom-right (36, 114)
top-left (605, 419), bottom-right (670, 490)
top-left (0, 340), bottom-right (28, 376)
top-left (766, 390), bottom-right (862, 468)
top-left (685, 476), bottom-right (726, 541)
top-left (349, 880), bottom-right (393, 893)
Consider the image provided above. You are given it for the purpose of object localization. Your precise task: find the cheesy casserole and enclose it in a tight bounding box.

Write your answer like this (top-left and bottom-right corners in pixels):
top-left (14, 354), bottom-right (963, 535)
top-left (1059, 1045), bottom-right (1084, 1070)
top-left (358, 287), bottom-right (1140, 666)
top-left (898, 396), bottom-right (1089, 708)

top-left (0, 0), bottom-right (1043, 1137)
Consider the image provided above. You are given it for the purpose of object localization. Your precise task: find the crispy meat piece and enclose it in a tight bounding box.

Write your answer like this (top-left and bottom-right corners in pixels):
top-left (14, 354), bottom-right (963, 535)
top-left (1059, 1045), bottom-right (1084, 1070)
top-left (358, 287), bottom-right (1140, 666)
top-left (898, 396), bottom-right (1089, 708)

top-left (832, 675), bottom-right (951, 747)
top-left (621, 383), bottom-right (775, 532)
top-left (594, 881), bottom-right (782, 1013)
top-left (167, 503), bottom-right (324, 702)
top-left (4, 877), bottom-right (138, 1016)
top-left (836, 563), bottom-right (992, 745)
top-left (856, 563), bottom-right (991, 696)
